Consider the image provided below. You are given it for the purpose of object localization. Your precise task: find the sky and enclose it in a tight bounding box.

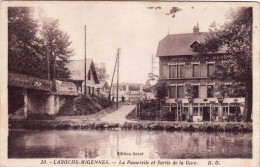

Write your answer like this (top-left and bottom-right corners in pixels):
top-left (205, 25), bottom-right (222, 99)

top-left (36, 2), bottom-right (232, 84)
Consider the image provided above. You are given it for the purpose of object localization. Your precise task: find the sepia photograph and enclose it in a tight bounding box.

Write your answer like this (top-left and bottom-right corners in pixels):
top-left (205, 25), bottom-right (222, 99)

top-left (0, 1), bottom-right (259, 166)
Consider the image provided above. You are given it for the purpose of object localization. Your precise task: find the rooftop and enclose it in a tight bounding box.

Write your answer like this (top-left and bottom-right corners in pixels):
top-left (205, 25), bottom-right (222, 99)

top-left (66, 59), bottom-right (99, 83)
top-left (156, 30), bottom-right (226, 57)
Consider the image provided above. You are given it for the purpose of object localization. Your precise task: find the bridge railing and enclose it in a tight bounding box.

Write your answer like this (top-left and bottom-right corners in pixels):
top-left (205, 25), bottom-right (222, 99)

top-left (8, 72), bottom-right (53, 91)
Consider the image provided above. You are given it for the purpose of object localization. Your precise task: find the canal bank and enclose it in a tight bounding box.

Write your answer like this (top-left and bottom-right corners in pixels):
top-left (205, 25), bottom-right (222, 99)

top-left (9, 119), bottom-right (252, 132)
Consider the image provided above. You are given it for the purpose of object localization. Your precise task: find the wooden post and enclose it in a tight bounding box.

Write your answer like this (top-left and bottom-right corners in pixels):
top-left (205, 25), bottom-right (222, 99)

top-left (116, 48), bottom-right (120, 109)
top-left (108, 55), bottom-right (118, 99)
top-left (84, 25), bottom-right (87, 94)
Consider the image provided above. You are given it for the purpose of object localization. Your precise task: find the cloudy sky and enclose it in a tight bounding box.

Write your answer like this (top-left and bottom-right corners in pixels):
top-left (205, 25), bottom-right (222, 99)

top-left (37, 2), bottom-right (232, 84)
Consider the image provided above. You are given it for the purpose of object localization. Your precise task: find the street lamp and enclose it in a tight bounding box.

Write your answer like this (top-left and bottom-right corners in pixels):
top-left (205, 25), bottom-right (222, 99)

top-left (234, 98), bottom-right (238, 122)
top-left (176, 99), bottom-right (182, 121)
top-left (188, 97), bottom-right (194, 103)
top-left (210, 100), bottom-right (216, 122)
top-left (217, 97), bottom-right (224, 104)
top-left (187, 97), bottom-right (194, 121)
top-left (217, 97), bottom-right (224, 122)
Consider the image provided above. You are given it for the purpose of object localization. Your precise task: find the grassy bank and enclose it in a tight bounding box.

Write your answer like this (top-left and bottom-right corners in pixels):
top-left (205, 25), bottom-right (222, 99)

top-left (56, 105), bottom-right (120, 122)
top-left (9, 120), bottom-right (252, 132)
top-left (58, 94), bottom-right (113, 116)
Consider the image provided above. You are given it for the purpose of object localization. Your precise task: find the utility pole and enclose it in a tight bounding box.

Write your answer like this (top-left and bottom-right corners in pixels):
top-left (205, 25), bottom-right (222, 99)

top-left (108, 56), bottom-right (118, 100)
top-left (84, 25), bottom-right (87, 94)
top-left (116, 48), bottom-right (120, 109)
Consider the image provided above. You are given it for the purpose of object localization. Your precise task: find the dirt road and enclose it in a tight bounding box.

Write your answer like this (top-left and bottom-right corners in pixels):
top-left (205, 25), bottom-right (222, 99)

top-left (100, 105), bottom-right (136, 123)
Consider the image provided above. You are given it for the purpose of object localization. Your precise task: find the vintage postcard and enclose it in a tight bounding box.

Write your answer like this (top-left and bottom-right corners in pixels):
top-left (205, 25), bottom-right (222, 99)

top-left (0, 1), bottom-right (259, 167)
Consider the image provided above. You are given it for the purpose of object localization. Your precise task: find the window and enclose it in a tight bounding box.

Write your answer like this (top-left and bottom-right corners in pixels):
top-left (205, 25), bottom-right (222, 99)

top-left (129, 85), bottom-right (140, 91)
top-left (183, 107), bottom-right (189, 114)
top-left (207, 85), bottom-right (214, 98)
top-left (169, 86), bottom-right (176, 98)
top-left (199, 107), bottom-right (203, 116)
top-left (88, 70), bottom-right (91, 80)
top-left (88, 86), bottom-right (91, 94)
top-left (120, 86), bottom-right (126, 91)
top-left (162, 66), bottom-right (169, 78)
top-left (177, 86), bottom-right (184, 98)
top-left (193, 85), bottom-right (199, 98)
top-left (169, 64), bottom-right (184, 78)
top-left (169, 65), bottom-right (176, 78)
top-left (193, 107), bottom-right (199, 116)
top-left (193, 64), bottom-right (200, 77)
top-left (207, 64), bottom-right (214, 77)
top-left (223, 107), bottom-right (229, 116)
top-left (177, 65), bottom-right (184, 78)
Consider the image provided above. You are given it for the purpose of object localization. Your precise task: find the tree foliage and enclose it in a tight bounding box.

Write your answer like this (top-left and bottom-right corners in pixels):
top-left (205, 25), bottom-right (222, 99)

top-left (155, 81), bottom-right (168, 100)
top-left (185, 84), bottom-right (198, 98)
top-left (8, 7), bottom-right (73, 81)
top-left (8, 7), bottom-right (43, 77)
top-left (95, 65), bottom-right (109, 81)
top-left (39, 16), bottom-right (73, 80)
top-left (196, 7), bottom-right (252, 122)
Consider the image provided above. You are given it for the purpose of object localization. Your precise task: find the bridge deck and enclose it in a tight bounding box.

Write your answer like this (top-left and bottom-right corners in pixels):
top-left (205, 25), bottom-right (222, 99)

top-left (8, 73), bottom-right (53, 91)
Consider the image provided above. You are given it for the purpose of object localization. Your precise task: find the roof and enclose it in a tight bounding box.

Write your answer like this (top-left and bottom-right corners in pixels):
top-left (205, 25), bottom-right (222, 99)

top-left (143, 83), bottom-right (157, 92)
top-left (156, 32), bottom-right (226, 57)
top-left (66, 59), bottom-right (99, 84)
top-left (95, 81), bottom-right (109, 89)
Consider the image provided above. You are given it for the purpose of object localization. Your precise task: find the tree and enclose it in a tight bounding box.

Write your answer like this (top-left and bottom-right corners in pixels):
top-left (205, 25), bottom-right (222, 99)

top-left (196, 7), bottom-right (252, 122)
top-left (155, 81), bottom-right (168, 100)
top-left (8, 7), bottom-right (43, 77)
top-left (39, 16), bottom-right (73, 81)
top-left (95, 64), bottom-right (109, 81)
top-left (8, 7), bottom-right (74, 81)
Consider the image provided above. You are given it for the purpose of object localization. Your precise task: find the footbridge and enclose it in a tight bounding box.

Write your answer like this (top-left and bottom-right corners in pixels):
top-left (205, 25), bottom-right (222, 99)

top-left (8, 72), bottom-right (79, 118)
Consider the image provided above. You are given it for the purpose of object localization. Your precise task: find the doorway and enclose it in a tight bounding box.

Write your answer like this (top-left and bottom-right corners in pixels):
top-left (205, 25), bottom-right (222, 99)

top-left (203, 107), bottom-right (210, 121)
top-left (171, 107), bottom-right (177, 121)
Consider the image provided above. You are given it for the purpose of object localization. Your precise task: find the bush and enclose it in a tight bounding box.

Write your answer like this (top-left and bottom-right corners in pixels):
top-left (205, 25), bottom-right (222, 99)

top-left (58, 94), bottom-right (114, 116)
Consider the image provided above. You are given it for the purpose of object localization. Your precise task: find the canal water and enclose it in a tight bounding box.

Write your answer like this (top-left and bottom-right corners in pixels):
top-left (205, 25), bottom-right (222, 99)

top-left (8, 130), bottom-right (252, 159)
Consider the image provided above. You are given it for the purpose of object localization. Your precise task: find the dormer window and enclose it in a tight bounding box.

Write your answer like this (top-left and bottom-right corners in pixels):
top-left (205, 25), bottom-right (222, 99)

top-left (190, 40), bottom-right (201, 52)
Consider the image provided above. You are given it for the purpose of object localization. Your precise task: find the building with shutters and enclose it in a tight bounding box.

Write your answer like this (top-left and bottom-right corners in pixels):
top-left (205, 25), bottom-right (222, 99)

top-left (111, 83), bottom-right (145, 102)
top-left (157, 24), bottom-right (245, 122)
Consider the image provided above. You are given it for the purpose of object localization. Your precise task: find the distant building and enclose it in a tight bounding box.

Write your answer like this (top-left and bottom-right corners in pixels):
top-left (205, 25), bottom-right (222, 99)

top-left (95, 81), bottom-right (109, 97)
top-left (157, 24), bottom-right (245, 122)
top-left (66, 59), bottom-right (100, 95)
top-left (143, 83), bottom-right (156, 100)
top-left (111, 83), bottom-right (145, 102)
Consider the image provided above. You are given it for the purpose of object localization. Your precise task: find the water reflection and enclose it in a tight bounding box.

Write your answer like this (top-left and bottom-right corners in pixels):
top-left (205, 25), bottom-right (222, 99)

top-left (8, 130), bottom-right (252, 159)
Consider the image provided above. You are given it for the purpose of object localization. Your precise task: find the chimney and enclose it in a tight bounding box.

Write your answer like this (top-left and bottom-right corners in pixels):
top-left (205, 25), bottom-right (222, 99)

top-left (193, 22), bottom-right (199, 34)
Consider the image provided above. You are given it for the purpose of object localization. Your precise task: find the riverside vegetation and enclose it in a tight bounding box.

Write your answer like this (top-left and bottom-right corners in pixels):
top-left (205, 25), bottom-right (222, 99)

top-left (9, 120), bottom-right (252, 132)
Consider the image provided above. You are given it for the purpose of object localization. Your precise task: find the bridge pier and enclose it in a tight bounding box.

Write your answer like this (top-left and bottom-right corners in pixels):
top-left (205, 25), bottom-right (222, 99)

top-left (23, 88), bottom-right (28, 119)
top-left (23, 93), bottom-right (61, 118)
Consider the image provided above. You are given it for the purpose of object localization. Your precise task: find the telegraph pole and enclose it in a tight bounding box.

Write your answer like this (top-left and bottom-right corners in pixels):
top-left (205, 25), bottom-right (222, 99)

top-left (116, 48), bottom-right (120, 109)
top-left (108, 56), bottom-right (118, 100)
top-left (84, 25), bottom-right (87, 94)
top-left (44, 40), bottom-right (50, 80)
